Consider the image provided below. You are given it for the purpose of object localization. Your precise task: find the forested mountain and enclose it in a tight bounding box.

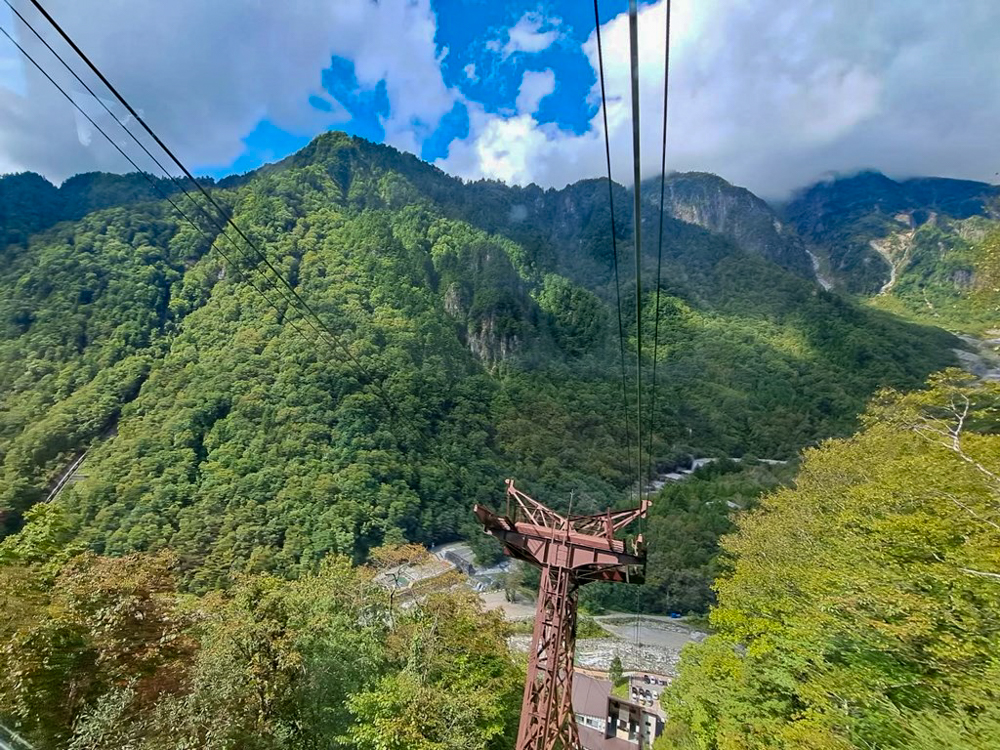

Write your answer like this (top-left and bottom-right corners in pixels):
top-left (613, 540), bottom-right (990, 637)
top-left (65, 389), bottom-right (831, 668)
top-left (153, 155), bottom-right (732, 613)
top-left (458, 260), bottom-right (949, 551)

top-left (0, 132), bottom-right (957, 586)
top-left (783, 171), bottom-right (1000, 330)
top-left (1, 132), bottom-right (997, 750)
top-left (0, 170), bottom-right (194, 250)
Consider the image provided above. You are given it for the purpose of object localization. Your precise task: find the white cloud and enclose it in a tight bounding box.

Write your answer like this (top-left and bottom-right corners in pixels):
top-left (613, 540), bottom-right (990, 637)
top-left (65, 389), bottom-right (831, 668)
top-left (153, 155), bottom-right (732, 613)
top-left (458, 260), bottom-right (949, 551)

top-left (438, 0), bottom-right (1000, 198)
top-left (444, 67), bottom-right (566, 184)
top-left (0, 47), bottom-right (26, 97)
top-left (463, 62), bottom-right (478, 83)
top-left (4, 0), bottom-right (1000, 198)
top-left (446, 110), bottom-right (551, 184)
top-left (0, 0), bottom-right (456, 181)
top-left (491, 11), bottom-right (562, 60)
top-left (515, 69), bottom-right (555, 115)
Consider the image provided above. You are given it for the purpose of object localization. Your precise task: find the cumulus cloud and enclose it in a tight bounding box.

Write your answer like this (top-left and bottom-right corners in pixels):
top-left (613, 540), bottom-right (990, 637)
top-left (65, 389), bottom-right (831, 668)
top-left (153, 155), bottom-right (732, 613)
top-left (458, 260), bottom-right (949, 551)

top-left (438, 0), bottom-right (1000, 198)
top-left (515, 69), bottom-right (555, 115)
top-left (488, 11), bottom-right (562, 59)
top-left (0, 0), bottom-right (454, 181)
top-left (3, 0), bottom-right (999, 197)
top-left (443, 110), bottom-right (550, 185)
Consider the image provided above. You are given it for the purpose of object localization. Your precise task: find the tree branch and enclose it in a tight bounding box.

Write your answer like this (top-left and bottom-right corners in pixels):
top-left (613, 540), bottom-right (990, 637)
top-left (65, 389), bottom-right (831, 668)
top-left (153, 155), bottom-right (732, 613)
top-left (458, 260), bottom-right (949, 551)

top-left (960, 567), bottom-right (1000, 582)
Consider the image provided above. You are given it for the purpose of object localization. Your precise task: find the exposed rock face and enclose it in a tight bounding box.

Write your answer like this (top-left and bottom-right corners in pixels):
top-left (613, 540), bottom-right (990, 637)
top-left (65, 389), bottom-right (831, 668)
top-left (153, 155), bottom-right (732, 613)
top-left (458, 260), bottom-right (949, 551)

top-left (784, 170), bottom-right (1000, 294)
top-left (869, 223), bottom-right (916, 294)
top-left (438, 251), bottom-right (529, 368)
top-left (443, 283), bottom-right (463, 316)
top-left (435, 170), bottom-right (833, 366)
top-left (806, 249), bottom-right (834, 291)
top-left (641, 172), bottom-right (814, 278)
top-left (467, 313), bottom-right (521, 367)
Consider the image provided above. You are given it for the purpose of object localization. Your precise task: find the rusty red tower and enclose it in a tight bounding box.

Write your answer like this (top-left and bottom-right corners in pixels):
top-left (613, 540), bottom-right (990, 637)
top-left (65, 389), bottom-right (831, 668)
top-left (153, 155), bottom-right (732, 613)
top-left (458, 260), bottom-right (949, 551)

top-left (474, 479), bottom-right (648, 750)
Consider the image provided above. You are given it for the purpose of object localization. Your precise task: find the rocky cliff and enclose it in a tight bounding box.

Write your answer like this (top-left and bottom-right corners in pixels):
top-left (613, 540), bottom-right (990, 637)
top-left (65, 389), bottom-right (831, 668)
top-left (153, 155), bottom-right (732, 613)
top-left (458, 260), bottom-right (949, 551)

top-left (640, 172), bottom-right (814, 279)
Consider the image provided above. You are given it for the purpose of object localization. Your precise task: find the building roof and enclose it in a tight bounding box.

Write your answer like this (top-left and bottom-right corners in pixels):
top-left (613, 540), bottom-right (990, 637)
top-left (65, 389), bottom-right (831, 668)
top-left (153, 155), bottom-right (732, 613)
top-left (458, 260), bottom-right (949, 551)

top-left (573, 672), bottom-right (661, 750)
top-left (573, 672), bottom-right (612, 719)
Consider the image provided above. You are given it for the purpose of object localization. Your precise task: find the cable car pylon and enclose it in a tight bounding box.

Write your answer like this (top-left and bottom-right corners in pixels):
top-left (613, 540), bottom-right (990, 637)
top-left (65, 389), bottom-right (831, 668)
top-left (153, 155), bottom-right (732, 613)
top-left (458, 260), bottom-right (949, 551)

top-left (474, 479), bottom-right (648, 750)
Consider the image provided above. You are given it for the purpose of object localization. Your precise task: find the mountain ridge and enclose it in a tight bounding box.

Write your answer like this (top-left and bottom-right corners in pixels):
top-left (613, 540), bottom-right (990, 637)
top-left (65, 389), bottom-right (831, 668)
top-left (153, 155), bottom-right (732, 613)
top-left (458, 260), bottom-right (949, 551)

top-left (12, 146), bottom-right (997, 307)
top-left (0, 132), bottom-right (960, 581)
top-left (780, 169), bottom-right (1000, 330)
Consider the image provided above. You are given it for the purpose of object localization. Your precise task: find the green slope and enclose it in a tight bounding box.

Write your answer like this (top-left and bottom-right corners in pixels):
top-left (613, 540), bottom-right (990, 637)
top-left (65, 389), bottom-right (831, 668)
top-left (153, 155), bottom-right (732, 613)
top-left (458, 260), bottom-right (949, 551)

top-left (784, 170), bottom-right (1000, 331)
top-left (0, 133), bottom-right (957, 585)
top-left (664, 373), bottom-right (1000, 750)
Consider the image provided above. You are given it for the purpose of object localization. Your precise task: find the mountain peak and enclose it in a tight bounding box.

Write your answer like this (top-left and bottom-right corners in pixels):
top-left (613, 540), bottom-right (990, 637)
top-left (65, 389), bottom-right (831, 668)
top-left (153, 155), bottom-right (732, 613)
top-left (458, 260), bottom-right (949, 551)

top-left (785, 169), bottom-right (1000, 295)
top-left (640, 170), bottom-right (813, 277)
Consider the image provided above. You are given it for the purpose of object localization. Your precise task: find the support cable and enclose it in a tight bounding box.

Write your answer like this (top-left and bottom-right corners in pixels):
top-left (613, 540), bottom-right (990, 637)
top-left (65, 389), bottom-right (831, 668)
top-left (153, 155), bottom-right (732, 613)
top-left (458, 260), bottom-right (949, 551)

top-left (0, 23), bottom-right (322, 354)
top-left (1, 2), bottom-right (344, 362)
top-left (647, 0), bottom-right (672, 485)
top-left (593, 0), bottom-right (636, 501)
top-left (628, 0), bottom-right (645, 659)
top-left (628, 0), bottom-right (644, 511)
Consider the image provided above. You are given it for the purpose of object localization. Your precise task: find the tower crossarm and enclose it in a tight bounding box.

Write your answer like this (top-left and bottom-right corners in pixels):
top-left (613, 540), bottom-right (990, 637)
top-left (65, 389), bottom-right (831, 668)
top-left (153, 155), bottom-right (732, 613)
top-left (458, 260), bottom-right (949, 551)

top-left (473, 486), bottom-right (646, 583)
top-left (495, 479), bottom-right (648, 541)
top-left (568, 504), bottom-right (648, 538)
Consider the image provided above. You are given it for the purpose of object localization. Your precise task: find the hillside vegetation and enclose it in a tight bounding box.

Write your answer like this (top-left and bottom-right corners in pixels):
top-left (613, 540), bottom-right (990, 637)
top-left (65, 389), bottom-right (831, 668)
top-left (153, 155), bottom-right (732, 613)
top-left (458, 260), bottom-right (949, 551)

top-left (0, 531), bottom-right (521, 750)
top-left (784, 171), bottom-right (1000, 331)
top-left (663, 372), bottom-right (1000, 749)
top-left (0, 133), bottom-right (956, 589)
top-left (1, 132), bottom-right (998, 750)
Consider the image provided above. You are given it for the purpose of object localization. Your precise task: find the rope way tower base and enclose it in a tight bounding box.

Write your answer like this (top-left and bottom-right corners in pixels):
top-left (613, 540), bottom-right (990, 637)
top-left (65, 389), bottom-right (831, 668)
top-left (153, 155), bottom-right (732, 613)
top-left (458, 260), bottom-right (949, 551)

top-left (474, 480), bottom-right (649, 750)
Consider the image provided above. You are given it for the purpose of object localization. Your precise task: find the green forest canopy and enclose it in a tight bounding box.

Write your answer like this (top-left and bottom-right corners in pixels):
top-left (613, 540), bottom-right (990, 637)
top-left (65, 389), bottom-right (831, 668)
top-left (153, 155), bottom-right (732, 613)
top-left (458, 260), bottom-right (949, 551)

top-left (0, 133), bottom-right (957, 589)
top-left (0, 534), bottom-right (522, 750)
top-left (1, 132), bottom-right (998, 750)
top-left (662, 373), bottom-right (1000, 750)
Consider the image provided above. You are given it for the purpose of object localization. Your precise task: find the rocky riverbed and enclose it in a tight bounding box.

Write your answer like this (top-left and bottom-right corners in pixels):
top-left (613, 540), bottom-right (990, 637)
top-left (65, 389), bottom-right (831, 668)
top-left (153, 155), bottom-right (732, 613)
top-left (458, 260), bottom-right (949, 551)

top-left (953, 332), bottom-right (1000, 382)
top-left (507, 615), bottom-right (707, 676)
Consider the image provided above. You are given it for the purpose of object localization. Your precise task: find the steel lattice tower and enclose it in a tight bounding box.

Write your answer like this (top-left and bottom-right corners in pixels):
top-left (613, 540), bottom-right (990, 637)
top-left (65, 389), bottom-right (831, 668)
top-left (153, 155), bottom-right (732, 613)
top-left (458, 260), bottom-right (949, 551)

top-left (474, 479), bottom-right (648, 750)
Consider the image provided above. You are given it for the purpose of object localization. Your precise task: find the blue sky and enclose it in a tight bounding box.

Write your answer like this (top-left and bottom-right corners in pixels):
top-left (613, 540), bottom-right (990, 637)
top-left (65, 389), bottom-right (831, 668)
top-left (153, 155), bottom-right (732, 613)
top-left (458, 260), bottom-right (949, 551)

top-left (1, 0), bottom-right (999, 197)
top-left (207, 0), bottom-right (629, 181)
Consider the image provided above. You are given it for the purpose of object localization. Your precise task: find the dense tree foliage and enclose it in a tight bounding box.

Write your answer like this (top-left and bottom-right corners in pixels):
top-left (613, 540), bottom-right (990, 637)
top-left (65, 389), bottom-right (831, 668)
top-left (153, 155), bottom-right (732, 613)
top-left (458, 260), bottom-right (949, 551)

top-left (0, 134), bottom-right (956, 586)
top-left (0, 170), bottom-right (200, 251)
top-left (0, 132), bottom-right (996, 750)
top-left (664, 372), bottom-right (1000, 749)
top-left (0, 525), bottom-right (521, 750)
top-left (581, 459), bottom-right (795, 615)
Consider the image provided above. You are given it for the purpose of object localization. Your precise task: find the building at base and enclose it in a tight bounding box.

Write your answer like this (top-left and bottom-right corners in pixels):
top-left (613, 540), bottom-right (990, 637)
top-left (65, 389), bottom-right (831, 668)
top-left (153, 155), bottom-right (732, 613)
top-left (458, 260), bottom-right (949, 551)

top-left (572, 672), bottom-right (665, 749)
